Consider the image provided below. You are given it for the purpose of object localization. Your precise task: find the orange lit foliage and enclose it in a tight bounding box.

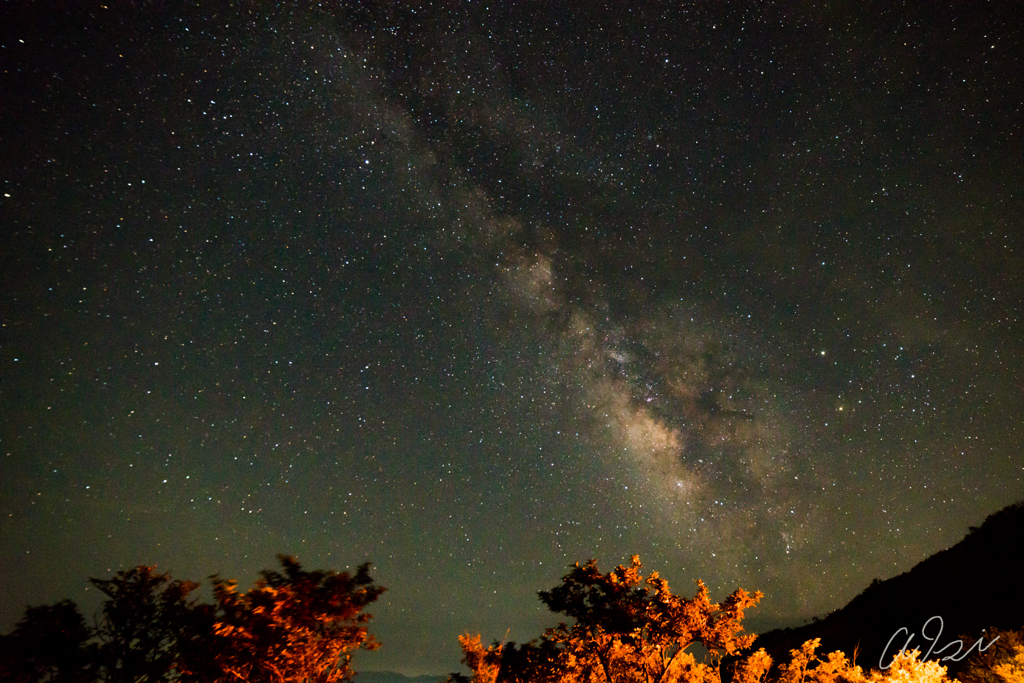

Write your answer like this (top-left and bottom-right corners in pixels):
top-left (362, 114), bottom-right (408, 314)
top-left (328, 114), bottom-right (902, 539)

top-left (959, 629), bottom-right (1024, 683)
top-left (456, 556), bottom-right (967, 683)
top-left (992, 649), bottom-right (1024, 683)
top-left (458, 556), bottom-right (763, 683)
top-left (209, 556), bottom-right (384, 683)
top-left (773, 639), bottom-right (949, 683)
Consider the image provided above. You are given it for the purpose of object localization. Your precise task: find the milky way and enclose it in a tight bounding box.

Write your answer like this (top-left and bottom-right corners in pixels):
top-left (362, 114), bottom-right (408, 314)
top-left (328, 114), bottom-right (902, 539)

top-left (1, 2), bottom-right (1022, 676)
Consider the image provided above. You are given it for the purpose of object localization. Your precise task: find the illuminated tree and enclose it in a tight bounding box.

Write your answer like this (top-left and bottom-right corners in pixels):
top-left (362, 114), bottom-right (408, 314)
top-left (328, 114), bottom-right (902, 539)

top-left (774, 638), bottom-right (866, 683)
top-left (208, 555), bottom-right (384, 683)
top-left (730, 646), bottom-right (773, 683)
top-left (772, 639), bottom-right (960, 683)
top-left (456, 634), bottom-right (502, 683)
top-left (958, 629), bottom-right (1024, 683)
top-left (457, 555), bottom-right (763, 683)
top-left (452, 556), bottom-right (975, 683)
top-left (992, 648), bottom-right (1024, 683)
top-left (867, 650), bottom-right (952, 683)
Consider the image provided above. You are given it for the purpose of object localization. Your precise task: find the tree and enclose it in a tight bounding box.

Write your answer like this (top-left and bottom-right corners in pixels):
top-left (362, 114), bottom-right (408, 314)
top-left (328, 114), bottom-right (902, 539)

top-left (756, 638), bottom-right (959, 683)
top-left (773, 638), bottom-right (865, 683)
top-left (89, 565), bottom-right (209, 683)
top-left (457, 555), bottom-right (764, 683)
top-left (957, 629), bottom-right (1024, 683)
top-left (0, 600), bottom-right (94, 683)
top-left (1, 555), bottom-right (383, 683)
top-left (992, 648), bottom-right (1024, 683)
top-left (208, 555), bottom-right (385, 683)
top-left (866, 650), bottom-right (951, 683)
top-left (452, 556), bottom-right (973, 683)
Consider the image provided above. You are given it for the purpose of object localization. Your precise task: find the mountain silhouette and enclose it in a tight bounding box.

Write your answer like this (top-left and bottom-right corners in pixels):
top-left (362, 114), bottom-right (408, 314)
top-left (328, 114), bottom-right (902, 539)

top-left (355, 671), bottom-right (446, 683)
top-left (752, 500), bottom-right (1024, 672)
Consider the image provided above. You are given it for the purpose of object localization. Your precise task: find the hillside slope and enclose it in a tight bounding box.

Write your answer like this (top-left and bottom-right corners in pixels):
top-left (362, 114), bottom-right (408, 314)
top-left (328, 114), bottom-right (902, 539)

top-left (754, 501), bottom-right (1024, 671)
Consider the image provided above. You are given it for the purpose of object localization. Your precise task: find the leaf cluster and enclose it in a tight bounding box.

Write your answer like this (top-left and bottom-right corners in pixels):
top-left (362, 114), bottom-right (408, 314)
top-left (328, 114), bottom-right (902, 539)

top-left (210, 557), bottom-right (384, 683)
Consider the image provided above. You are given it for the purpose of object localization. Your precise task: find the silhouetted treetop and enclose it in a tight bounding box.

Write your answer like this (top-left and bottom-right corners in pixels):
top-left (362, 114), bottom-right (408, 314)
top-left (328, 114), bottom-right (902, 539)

top-left (0, 600), bottom-right (93, 683)
top-left (0, 555), bottom-right (384, 683)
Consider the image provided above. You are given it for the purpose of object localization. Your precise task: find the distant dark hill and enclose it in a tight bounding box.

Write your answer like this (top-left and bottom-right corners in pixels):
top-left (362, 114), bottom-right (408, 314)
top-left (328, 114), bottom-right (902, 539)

top-left (753, 500), bottom-right (1024, 672)
top-left (356, 671), bottom-right (446, 683)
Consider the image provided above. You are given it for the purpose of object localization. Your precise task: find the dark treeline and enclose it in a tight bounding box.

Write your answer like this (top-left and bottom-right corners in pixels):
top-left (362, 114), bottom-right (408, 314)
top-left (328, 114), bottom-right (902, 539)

top-left (0, 556), bottom-right (383, 683)
top-left (3, 501), bottom-right (1024, 683)
top-left (3, 552), bottom-right (1023, 683)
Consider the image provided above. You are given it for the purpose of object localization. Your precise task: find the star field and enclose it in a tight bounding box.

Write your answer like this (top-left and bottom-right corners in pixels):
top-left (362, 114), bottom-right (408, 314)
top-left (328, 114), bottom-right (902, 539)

top-left (1, 1), bottom-right (1022, 676)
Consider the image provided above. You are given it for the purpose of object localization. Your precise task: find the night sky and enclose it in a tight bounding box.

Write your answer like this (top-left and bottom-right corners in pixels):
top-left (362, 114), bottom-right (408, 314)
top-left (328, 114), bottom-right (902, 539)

top-left (1, 1), bottom-right (1022, 676)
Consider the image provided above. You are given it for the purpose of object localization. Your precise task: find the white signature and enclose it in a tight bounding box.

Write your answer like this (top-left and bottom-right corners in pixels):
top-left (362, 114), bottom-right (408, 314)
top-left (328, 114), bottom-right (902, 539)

top-left (880, 615), bottom-right (999, 669)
